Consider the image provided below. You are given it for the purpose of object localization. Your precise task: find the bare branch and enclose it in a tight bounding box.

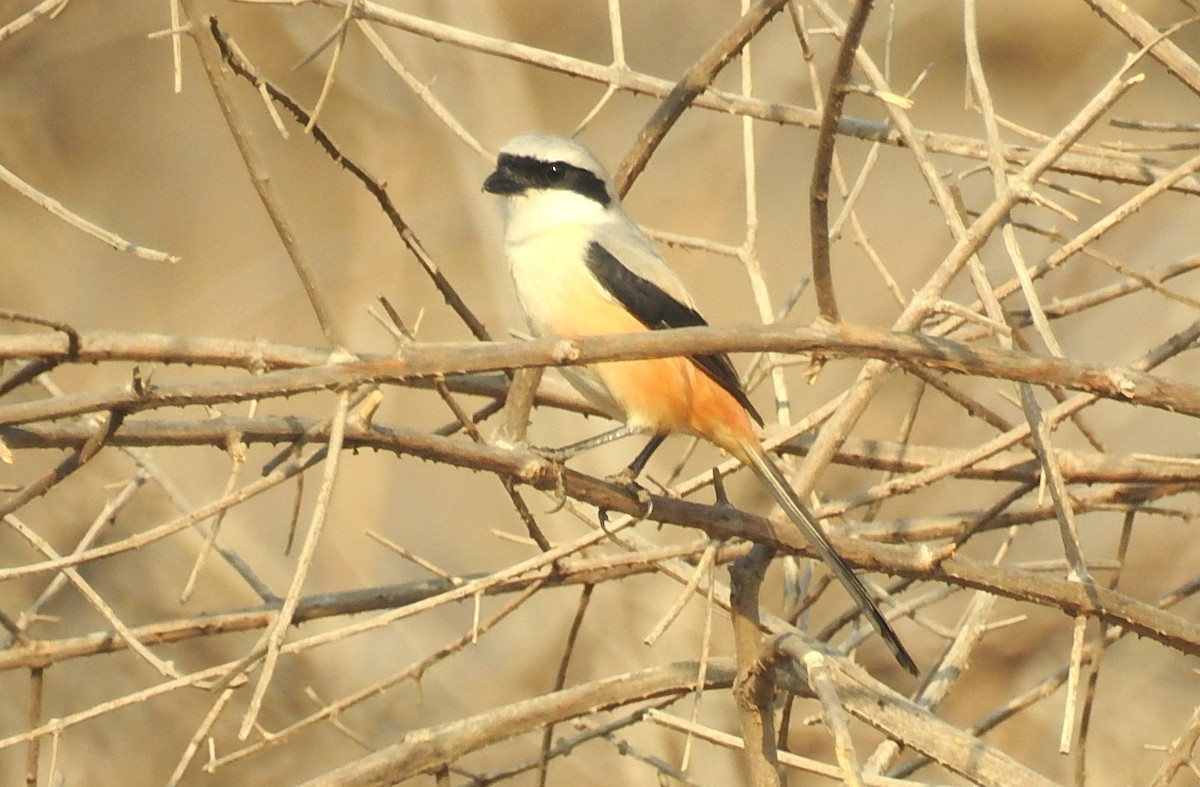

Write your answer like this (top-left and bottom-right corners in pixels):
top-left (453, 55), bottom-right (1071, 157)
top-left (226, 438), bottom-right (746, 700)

top-left (809, 0), bottom-right (874, 322)
top-left (295, 660), bottom-right (736, 786)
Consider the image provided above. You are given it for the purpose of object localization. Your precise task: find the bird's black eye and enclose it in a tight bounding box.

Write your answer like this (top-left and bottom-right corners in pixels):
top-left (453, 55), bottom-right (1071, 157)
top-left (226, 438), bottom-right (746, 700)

top-left (546, 162), bottom-right (566, 182)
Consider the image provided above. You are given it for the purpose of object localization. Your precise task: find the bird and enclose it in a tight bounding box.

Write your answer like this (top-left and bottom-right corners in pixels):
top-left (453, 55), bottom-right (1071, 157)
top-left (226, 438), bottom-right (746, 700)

top-left (483, 133), bottom-right (917, 676)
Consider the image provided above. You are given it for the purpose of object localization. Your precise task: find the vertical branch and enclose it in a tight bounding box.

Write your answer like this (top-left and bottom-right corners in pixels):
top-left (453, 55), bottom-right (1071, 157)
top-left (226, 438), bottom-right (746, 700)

top-left (963, 0), bottom-right (1061, 355)
top-left (729, 545), bottom-right (781, 787)
top-left (537, 585), bottom-right (594, 787)
top-left (787, 7), bottom-right (908, 314)
top-left (809, 0), bottom-right (874, 322)
top-left (962, 12), bottom-right (1096, 754)
top-left (1075, 508), bottom-right (1136, 784)
top-left (682, 551), bottom-right (720, 772)
top-left (737, 0), bottom-right (793, 425)
top-left (570, 0), bottom-right (627, 136)
top-left (1019, 385), bottom-right (1099, 758)
top-left (804, 653), bottom-right (864, 787)
top-left (495, 367), bottom-right (544, 447)
top-left (24, 666), bottom-right (43, 787)
top-left (179, 420), bottom-right (254, 602)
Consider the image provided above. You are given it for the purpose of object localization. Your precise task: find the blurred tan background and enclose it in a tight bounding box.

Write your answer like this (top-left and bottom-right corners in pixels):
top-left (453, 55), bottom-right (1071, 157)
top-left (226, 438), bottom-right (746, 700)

top-left (2, 1), bottom-right (1199, 784)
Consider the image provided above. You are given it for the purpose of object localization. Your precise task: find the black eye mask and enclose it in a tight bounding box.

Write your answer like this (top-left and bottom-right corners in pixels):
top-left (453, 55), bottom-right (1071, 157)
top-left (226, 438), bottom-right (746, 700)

top-left (484, 153), bottom-right (611, 207)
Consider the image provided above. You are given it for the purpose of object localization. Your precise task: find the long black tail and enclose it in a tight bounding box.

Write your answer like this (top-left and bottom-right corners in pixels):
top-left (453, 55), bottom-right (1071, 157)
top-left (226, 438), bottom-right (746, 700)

top-left (739, 440), bottom-right (918, 675)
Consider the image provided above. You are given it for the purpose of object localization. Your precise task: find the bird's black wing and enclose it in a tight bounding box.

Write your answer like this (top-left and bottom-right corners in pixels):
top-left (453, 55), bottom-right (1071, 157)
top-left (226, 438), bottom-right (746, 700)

top-left (585, 241), bottom-right (763, 426)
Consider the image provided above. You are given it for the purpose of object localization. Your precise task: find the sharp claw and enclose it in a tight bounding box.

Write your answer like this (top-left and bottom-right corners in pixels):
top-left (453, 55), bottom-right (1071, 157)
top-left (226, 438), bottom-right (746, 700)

top-left (544, 462), bottom-right (568, 513)
top-left (597, 476), bottom-right (652, 530)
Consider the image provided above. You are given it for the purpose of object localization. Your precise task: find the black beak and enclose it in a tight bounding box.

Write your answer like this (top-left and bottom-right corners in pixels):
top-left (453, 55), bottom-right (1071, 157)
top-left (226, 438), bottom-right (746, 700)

top-left (483, 166), bottom-right (522, 195)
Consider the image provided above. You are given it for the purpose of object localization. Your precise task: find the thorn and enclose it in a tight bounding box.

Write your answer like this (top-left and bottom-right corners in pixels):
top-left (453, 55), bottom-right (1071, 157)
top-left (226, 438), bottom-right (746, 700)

top-left (711, 468), bottom-right (730, 507)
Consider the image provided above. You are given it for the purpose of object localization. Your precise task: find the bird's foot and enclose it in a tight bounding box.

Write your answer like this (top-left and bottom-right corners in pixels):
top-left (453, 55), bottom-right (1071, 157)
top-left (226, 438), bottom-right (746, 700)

top-left (597, 475), bottom-right (652, 531)
top-left (605, 465), bottom-right (640, 488)
top-left (530, 443), bottom-right (574, 463)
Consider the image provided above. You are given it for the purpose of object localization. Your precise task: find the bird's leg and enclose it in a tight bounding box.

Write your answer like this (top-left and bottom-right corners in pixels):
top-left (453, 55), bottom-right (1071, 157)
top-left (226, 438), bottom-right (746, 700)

top-left (533, 425), bottom-right (642, 463)
top-left (597, 434), bottom-right (666, 531)
top-left (608, 433), bottom-right (667, 486)
top-left (533, 425), bottom-right (650, 528)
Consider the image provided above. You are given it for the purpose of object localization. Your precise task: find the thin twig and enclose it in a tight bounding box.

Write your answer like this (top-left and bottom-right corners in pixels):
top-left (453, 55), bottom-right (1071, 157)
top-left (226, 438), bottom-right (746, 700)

top-left (613, 0), bottom-right (790, 195)
top-left (809, 0), bottom-right (874, 322)
top-left (303, 0), bottom-right (355, 133)
top-left (0, 160), bottom-right (177, 263)
top-left (646, 708), bottom-right (914, 786)
top-left (355, 20), bottom-right (489, 159)
top-left (643, 540), bottom-right (719, 646)
top-left (4, 515), bottom-right (182, 679)
top-left (237, 389), bottom-right (352, 737)
top-left (209, 577), bottom-right (549, 772)
top-left (1083, 0), bottom-right (1200, 98)
top-left (179, 7), bottom-right (345, 348)
top-left (0, 0), bottom-right (69, 44)
top-left (4, 471), bottom-right (148, 647)
top-left (1148, 702), bottom-right (1200, 787)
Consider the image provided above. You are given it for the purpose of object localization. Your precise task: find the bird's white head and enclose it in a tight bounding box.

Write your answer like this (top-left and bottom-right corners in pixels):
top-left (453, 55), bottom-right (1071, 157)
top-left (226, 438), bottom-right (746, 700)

top-left (483, 135), bottom-right (621, 241)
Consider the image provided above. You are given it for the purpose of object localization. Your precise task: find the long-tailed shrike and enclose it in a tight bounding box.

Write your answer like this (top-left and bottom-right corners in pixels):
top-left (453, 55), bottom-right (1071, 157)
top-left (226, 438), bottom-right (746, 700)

top-left (484, 134), bottom-right (916, 675)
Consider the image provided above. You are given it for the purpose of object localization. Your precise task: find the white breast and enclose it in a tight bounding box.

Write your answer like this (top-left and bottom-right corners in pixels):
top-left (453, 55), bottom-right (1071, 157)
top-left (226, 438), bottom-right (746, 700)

top-left (507, 222), bottom-right (588, 335)
top-left (502, 203), bottom-right (627, 418)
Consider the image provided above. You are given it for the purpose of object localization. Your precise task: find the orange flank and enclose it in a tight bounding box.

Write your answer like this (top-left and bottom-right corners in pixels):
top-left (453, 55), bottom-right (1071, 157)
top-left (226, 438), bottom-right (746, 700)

top-left (591, 353), bottom-right (756, 448)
